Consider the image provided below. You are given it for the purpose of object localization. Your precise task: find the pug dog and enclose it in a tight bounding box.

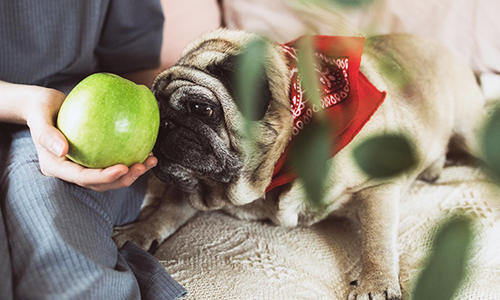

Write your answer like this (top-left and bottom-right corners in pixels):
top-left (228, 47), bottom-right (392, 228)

top-left (113, 29), bottom-right (484, 300)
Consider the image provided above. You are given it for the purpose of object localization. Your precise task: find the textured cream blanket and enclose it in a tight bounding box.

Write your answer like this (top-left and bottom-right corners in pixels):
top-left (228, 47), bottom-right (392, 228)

top-left (155, 165), bottom-right (500, 299)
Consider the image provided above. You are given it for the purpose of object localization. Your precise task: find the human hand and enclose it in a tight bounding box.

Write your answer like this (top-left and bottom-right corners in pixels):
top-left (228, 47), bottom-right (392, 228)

top-left (25, 87), bottom-right (157, 192)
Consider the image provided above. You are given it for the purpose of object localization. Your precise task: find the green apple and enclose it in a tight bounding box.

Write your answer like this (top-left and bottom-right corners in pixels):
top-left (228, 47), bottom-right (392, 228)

top-left (57, 73), bottom-right (160, 169)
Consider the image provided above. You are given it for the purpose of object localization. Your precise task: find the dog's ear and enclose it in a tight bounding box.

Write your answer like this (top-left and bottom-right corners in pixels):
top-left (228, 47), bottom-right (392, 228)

top-left (207, 52), bottom-right (272, 121)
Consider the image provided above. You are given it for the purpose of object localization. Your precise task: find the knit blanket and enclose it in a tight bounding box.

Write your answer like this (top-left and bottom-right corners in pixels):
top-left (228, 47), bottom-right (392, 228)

top-left (155, 164), bottom-right (500, 299)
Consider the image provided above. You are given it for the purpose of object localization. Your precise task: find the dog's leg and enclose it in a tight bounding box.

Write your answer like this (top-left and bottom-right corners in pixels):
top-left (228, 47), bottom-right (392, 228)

top-left (349, 183), bottom-right (402, 300)
top-left (113, 177), bottom-right (197, 251)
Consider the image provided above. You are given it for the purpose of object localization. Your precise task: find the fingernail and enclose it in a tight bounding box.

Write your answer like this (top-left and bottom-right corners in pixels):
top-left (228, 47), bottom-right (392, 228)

top-left (133, 172), bottom-right (142, 180)
top-left (51, 141), bottom-right (64, 157)
top-left (149, 160), bottom-right (157, 169)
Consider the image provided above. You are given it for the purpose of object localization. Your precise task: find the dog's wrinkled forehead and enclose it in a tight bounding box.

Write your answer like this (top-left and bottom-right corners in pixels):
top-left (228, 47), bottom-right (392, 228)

top-left (178, 38), bottom-right (241, 69)
top-left (152, 34), bottom-right (246, 94)
top-left (153, 31), bottom-right (273, 121)
top-left (179, 29), bottom-right (261, 62)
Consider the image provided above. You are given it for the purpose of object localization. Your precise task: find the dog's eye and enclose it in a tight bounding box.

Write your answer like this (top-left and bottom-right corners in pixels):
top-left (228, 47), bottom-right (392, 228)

top-left (189, 102), bottom-right (214, 118)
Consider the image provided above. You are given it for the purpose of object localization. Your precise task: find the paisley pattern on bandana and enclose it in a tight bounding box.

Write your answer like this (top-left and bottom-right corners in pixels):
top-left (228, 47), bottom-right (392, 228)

top-left (282, 44), bottom-right (351, 137)
top-left (266, 35), bottom-right (387, 192)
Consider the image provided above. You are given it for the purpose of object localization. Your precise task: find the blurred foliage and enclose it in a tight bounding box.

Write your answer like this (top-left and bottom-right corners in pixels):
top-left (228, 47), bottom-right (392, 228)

top-left (413, 217), bottom-right (473, 300)
top-left (234, 38), bottom-right (268, 140)
top-left (353, 134), bottom-right (417, 179)
top-left (327, 0), bottom-right (375, 8)
top-left (481, 103), bottom-right (500, 180)
top-left (290, 35), bottom-right (331, 206)
top-left (295, 0), bottom-right (375, 9)
top-left (377, 53), bottom-right (410, 89)
top-left (296, 35), bottom-right (324, 118)
top-left (290, 121), bottom-right (330, 207)
top-left (231, 15), bottom-right (486, 300)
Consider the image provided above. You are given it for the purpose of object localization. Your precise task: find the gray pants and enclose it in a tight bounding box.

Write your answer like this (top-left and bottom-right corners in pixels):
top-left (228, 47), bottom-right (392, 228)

top-left (0, 125), bottom-right (186, 300)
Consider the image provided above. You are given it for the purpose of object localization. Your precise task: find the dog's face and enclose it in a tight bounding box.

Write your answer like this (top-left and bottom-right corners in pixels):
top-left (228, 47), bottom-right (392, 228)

top-left (151, 29), bottom-right (292, 209)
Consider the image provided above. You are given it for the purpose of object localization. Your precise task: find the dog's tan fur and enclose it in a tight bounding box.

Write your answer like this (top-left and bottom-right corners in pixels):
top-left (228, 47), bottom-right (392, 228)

top-left (113, 29), bottom-right (484, 300)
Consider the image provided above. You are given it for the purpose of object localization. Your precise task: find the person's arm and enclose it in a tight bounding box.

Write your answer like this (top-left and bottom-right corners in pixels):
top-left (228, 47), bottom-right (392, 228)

top-left (122, 0), bottom-right (222, 87)
top-left (0, 0), bottom-right (221, 191)
top-left (0, 80), bottom-right (156, 192)
top-left (0, 81), bottom-right (43, 124)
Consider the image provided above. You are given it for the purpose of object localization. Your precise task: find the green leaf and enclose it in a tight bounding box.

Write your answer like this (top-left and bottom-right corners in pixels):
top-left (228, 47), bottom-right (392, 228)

top-left (289, 35), bottom-right (332, 207)
top-left (290, 121), bottom-right (331, 207)
top-left (482, 104), bottom-right (500, 180)
top-left (413, 217), bottom-right (473, 300)
top-left (353, 134), bottom-right (417, 178)
top-left (297, 35), bottom-right (324, 119)
top-left (296, 0), bottom-right (375, 9)
top-left (328, 0), bottom-right (375, 8)
top-left (377, 53), bottom-right (409, 89)
top-left (234, 39), bottom-right (267, 138)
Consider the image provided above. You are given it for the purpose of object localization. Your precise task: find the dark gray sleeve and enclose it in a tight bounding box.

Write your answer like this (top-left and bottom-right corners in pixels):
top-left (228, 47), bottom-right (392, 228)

top-left (95, 0), bottom-right (165, 73)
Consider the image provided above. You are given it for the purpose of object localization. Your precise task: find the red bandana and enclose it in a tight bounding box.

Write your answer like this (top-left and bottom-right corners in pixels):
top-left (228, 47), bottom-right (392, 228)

top-left (266, 35), bottom-right (387, 192)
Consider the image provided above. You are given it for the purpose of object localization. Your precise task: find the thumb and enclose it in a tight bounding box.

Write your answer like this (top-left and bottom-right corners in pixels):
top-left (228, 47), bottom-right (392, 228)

top-left (35, 121), bottom-right (69, 158)
top-left (24, 87), bottom-right (69, 157)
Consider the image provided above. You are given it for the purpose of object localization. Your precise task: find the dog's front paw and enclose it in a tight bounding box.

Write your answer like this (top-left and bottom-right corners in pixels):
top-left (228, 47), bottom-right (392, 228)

top-left (348, 274), bottom-right (402, 300)
top-left (112, 223), bottom-right (163, 251)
